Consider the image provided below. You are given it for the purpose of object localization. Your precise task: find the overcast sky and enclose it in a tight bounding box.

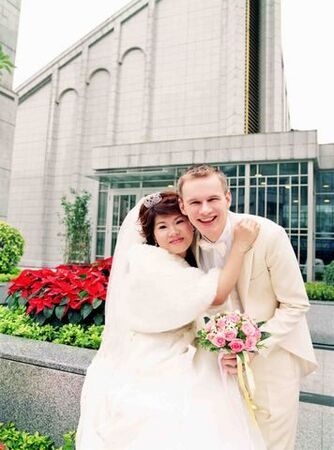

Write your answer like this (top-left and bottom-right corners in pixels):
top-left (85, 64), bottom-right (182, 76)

top-left (13, 0), bottom-right (334, 144)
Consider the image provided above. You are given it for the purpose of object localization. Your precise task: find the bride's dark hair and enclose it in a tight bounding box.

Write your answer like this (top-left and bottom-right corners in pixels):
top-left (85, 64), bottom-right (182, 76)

top-left (139, 191), bottom-right (181, 245)
top-left (138, 191), bottom-right (196, 266)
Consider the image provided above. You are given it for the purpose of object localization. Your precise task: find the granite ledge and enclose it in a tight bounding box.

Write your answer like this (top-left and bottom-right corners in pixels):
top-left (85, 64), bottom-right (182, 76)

top-left (0, 333), bottom-right (96, 375)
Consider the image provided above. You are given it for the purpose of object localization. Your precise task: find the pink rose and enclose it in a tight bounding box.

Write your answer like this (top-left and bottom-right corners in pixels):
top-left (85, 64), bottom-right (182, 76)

top-left (207, 332), bottom-right (216, 343)
top-left (224, 328), bottom-right (238, 341)
top-left (205, 321), bottom-right (213, 332)
top-left (228, 313), bottom-right (240, 323)
top-left (211, 334), bottom-right (226, 348)
top-left (229, 339), bottom-right (245, 353)
top-left (254, 328), bottom-right (262, 339)
top-left (241, 322), bottom-right (256, 336)
top-left (216, 318), bottom-right (226, 330)
top-left (244, 336), bottom-right (258, 351)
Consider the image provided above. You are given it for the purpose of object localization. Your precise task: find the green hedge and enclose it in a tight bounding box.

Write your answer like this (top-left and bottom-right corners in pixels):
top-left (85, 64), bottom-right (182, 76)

top-left (305, 282), bottom-right (334, 301)
top-left (0, 422), bottom-right (75, 450)
top-left (0, 306), bottom-right (103, 349)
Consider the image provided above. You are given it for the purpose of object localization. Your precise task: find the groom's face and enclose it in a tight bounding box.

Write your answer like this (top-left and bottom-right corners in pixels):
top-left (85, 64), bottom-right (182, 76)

top-left (179, 174), bottom-right (231, 242)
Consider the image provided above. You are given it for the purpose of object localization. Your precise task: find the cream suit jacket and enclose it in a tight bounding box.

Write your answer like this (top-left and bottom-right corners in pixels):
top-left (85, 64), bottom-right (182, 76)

top-left (193, 211), bottom-right (317, 375)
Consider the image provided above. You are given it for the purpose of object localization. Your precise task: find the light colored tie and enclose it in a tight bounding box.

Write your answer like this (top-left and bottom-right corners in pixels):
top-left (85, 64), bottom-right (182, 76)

top-left (198, 239), bottom-right (227, 258)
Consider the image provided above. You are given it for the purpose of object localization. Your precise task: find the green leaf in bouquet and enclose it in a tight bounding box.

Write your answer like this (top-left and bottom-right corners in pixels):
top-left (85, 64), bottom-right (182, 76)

top-left (237, 351), bottom-right (245, 363)
top-left (260, 331), bottom-right (271, 341)
top-left (195, 330), bottom-right (220, 352)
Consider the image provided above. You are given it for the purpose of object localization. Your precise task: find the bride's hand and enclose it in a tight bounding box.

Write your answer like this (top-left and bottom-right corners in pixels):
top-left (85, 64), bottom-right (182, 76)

top-left (233, 219), bottom-right (260, 253)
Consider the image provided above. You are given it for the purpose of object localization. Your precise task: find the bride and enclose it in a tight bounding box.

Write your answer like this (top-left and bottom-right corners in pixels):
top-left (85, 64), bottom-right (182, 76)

top-left (76, 191), bottom-right (266, 449)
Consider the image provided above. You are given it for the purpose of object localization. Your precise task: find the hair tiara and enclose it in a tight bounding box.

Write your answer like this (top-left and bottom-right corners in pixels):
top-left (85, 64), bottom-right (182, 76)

top-left (143, 192), bottom-right (162, 209)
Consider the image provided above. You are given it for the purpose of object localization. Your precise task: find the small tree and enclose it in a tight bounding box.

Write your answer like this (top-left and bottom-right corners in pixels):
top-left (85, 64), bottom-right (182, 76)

top-left (324, 261), bottom-right (334, 287)
top-left (0, 44), bottom-right (15, 76)
top-left (0, 221), bottom-right (24, 274)
top-left (60, 189), bottom-right (91, 264)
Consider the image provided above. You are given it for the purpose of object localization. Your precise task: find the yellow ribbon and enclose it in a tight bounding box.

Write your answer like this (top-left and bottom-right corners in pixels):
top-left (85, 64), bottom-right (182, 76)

top-left (236, 352), bottom-right (260, 426)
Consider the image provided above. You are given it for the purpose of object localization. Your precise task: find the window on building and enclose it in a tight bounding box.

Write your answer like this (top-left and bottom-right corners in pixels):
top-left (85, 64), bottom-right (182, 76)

top-left (315, 170), bottom-right (334, 274)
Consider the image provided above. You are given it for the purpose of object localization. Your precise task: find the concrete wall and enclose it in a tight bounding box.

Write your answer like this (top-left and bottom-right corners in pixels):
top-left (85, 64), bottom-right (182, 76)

top-left (0, 334), bottom-right (93, 446)
top-left (319, 143), bottom-right (334, 170)
top-left (93, 130), bottom-right (318, 170)
top-left (0, 0), bottom-right (21, 221)
top-left (0, 317), bottom-right (333, 446)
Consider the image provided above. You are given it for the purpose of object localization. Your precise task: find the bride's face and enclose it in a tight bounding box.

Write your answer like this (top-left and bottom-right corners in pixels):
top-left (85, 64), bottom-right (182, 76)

top-left (153, 213), bottom-right (194, 257)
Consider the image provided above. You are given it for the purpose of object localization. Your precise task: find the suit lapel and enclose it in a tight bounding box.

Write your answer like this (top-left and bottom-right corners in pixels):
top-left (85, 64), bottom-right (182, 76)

top-left (229, 212), bottom-right (253, 310)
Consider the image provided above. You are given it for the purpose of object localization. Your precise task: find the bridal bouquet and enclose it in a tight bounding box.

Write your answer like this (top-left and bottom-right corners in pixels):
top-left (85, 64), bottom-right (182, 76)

top-left (196, 310), bottom-right (270, 356)
top-left (197, 311), bottom-right (270, 424)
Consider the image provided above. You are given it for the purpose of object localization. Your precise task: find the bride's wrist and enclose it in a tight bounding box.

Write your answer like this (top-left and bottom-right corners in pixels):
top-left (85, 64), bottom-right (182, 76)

top-left (234, 243), bottom-right (253, 254)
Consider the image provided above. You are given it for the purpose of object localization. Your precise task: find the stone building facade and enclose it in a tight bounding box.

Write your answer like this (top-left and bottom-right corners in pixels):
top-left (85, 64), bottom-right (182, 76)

top-left (8, 0), bottom-right (334, 279)
top-left (0, 0), bottom-right (21, 221)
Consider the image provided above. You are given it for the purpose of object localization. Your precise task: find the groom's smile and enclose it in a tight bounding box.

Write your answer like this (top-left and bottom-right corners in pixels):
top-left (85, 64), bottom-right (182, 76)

top-left (198, 216), bottom-right (217, 224)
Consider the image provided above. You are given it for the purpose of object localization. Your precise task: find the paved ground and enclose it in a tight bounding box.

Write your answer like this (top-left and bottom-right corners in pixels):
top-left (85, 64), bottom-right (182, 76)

top-left (296, 347), bottom-right (334, 450)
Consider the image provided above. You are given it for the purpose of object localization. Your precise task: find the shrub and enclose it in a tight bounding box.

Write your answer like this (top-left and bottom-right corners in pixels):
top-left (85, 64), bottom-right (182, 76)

top-left (54, 323), bottom-right (103, 349)
top-left (6, 258), bottom-right (112, 326)
top-left (60, 190), bottom-right (91, 264)
top-left (0, 422), bottom-right (75, 450)
top-left (0, 422), bottom-right (53, 449)
top-left (0, 222), bottom-right (24, 274)
top-left (305, 282), bottom-right (334, 301)
top-left (0, 306), bottom-right (103, 349)
top-left (0, 44), bottom-right (15, 76)
top-left (0, 268), bottom-right (21, 283)
top-left (324, 261), bottom-right (334, 287)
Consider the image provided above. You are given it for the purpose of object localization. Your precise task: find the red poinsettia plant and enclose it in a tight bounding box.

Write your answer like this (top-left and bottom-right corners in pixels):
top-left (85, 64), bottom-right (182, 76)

top-left (6, 258), bottom-right (112, 326)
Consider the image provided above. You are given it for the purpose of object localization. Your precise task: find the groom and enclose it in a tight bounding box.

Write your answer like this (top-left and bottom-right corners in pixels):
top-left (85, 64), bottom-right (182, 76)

top-left (178, 165), bottom-right (317, 450)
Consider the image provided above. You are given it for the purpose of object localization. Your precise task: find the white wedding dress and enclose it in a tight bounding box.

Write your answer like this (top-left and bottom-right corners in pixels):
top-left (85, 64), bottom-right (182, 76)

top-left (76, 244), bottom-right (266, 450)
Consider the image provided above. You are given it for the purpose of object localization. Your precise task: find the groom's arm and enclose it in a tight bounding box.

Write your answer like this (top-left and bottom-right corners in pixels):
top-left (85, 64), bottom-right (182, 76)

top-left (221, 225), bottom-right (309, 373)
top-left (257, 225), bottom-right (310, 357)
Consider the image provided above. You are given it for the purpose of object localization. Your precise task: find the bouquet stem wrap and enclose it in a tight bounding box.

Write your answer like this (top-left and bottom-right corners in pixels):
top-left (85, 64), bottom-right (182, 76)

top-left (236, 352), bottom-right (258, 425)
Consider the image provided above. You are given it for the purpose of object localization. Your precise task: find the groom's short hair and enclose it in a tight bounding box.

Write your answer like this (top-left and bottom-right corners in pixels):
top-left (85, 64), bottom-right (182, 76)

top-left (177, 165), bottom-right (229, 196)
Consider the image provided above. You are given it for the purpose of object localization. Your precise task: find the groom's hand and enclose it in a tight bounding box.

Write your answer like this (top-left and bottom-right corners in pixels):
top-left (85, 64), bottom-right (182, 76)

top-left (220, 352), bottom-right (256, 375)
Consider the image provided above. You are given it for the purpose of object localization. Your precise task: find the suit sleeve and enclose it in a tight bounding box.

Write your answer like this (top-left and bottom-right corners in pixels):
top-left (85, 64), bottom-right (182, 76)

top-left (125, 245), bottom-right (220, 333)
top-left (259, 225), bottom-right (310, 356)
